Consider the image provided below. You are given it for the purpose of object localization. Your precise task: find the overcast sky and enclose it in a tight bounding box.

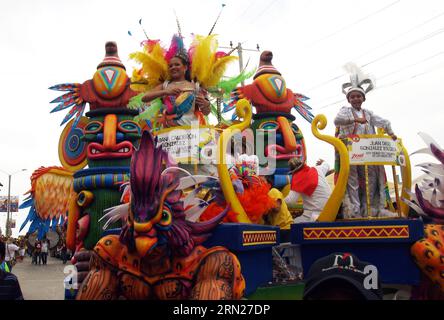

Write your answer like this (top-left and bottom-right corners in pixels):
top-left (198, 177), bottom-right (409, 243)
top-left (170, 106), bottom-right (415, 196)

top-left (1, 0), bottom-right (443, 236)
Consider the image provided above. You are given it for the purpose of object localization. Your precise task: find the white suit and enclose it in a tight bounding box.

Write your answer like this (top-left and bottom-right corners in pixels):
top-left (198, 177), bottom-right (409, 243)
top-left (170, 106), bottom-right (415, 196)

top-left (334, 106), bottom-right (395, 218)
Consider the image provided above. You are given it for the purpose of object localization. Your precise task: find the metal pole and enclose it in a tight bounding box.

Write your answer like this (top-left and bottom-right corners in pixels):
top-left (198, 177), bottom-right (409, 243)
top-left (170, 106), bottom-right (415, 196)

top-left (216, 97), bottom-right (222, 125)
top-left (365, 165), bottom-right (371, 218)
top-left (6, 174), bottom-right (11, 237)
top-left (237, 43), bottom-right (245, 86)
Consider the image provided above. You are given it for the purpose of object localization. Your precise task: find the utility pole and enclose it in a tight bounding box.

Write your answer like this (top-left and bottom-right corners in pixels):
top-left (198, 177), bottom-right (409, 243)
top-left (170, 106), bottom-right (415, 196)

top-left (220, 41), bottom-right (260, 86)
top-left (0, 169), bottom-right (27, 237)
top-left (7, 174), bottom-right (11, 237)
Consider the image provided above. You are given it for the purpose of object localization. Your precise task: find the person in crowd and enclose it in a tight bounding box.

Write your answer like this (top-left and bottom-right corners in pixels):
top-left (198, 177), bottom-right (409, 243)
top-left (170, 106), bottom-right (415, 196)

top-left (0, 239), bottom-right (23, 300)
top-left (61, 241), bottom-right (68, 264)
top-left (34, 240), bottom-right (42, 265)
top-left (41, 239), bottom-right (49, 265)
top-left (4, 239), bottom-right (19, 272)
top-left (303, 252), bottom-right (383, 300)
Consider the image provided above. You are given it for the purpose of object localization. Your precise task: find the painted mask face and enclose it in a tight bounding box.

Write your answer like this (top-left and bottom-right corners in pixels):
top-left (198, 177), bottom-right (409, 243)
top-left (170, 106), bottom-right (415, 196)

top-left (83, 109), bottom-right (142, 167)
top-left (257, 116), bottom-right (305, 162)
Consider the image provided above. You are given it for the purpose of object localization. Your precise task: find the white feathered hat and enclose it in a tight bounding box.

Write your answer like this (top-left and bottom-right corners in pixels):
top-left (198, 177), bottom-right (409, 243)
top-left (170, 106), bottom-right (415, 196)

top-left (342, 62), bottom-right (375, 100)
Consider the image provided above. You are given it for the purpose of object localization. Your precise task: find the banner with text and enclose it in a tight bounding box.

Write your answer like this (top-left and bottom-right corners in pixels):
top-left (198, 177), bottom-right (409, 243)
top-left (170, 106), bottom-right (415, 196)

top-left (155, 126), bottom-right (218, 164)
top-left (346, 135), bottom-right (405, 166)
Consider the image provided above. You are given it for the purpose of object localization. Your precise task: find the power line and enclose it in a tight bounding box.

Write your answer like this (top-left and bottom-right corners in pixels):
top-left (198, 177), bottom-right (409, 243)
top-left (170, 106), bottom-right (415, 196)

top-left (309, 0), bottom-right (401, 47)
top-left (362, 26), bottom-right (444, 67)
top-left (236, 0), bottom-right (256, 21)
top-left (248, 0), bottom-right (278, 24)
top-left (307, 25), bottom-right (444, 92)
top-left (378, 62), bottom-right (444, 88)
top-left (354, 9), bottom-right (444, 61)
top-left (317, 61), bottom-right (444, 110)
top-left (378, 50), bottom-right (444, 80)
top-left (316, 49), bottom-right (444, 105)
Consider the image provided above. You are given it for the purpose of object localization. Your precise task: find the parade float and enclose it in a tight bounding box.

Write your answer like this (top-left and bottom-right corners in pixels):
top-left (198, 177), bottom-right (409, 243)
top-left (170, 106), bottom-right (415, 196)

top-left (17, 14), bottom-right (444, 299)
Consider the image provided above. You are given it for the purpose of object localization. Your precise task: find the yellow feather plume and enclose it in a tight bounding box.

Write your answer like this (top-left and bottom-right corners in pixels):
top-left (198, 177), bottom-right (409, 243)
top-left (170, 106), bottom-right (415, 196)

top-left (130, 69), bottom-right (150, 92)
top-left (206, 55), bottom-right (238, 87)
top-left (129, 43), bottom-right (169, 91)
top-left (190, 35), bottom-right (217, 84)
top-left (190, 35), bottom-right (237, 88)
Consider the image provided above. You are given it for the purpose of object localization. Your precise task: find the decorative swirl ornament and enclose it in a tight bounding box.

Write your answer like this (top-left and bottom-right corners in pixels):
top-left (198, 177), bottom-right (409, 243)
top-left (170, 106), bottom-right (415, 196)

top-left (311, 114), bottom-right (350, 222)
top-left (217, 99), bottom-right (253, 223)
top-left (58, 117), bottom-right (88, 172)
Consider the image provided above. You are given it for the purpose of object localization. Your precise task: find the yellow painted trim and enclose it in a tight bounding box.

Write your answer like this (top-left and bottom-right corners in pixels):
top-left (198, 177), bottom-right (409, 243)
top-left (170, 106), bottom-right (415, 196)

top-left (304, 235), bottom-right (409, 240)
top-left (304, 225), bottom-right (409, 230)
top-left (303, 225), bottom-right (410, 240)
top-left (311, 115), bottom-right (349, 222)
top-left (350, 162), bottom-right (398, 166)
top-left (399, 142), bottom-right (412, 217)
top-left (217, 99), bottom-right (252, 223)
top-left (243, 241), bottom-right (277, 246)
top-left (242, 231), bottom-right (277, 246)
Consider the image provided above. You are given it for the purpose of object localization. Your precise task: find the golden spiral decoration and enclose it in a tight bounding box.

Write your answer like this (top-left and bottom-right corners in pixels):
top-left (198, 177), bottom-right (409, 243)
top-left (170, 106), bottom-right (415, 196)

top-left (311, 114), bottom-right (350, 222)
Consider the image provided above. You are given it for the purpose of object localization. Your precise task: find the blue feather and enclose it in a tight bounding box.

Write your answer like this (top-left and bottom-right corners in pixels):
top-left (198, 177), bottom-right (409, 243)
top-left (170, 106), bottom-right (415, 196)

top-left (50, 92), bottom-right (76, 104)
top-left (51, 216), bottom-right (58, 231)
top-left (28, 218), bottom-right (41, 235)
top-left (19, 197), bottom-right (34, 209)
top-left (19, 205), bottom-right (36, 232)
top-left (222, 102), bottom-right (236, 113)
top-left (49, 83), bottom-right (79, 92)
top-left (50, 101), bottom-right (76, 113)
top-left (60, 103), bottom-right (86, 127)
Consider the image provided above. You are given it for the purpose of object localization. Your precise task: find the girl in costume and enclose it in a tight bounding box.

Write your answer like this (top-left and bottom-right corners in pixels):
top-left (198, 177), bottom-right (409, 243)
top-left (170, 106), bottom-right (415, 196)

top-left (129, 34), bottom-right (238, 130)
top-left (141, 52), bottom-right (211, 127)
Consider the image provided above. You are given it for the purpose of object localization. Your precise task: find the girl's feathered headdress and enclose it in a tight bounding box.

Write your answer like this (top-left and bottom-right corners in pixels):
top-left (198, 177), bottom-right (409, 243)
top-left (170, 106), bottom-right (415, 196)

top-left (129, 34), bottom-right (237, 91)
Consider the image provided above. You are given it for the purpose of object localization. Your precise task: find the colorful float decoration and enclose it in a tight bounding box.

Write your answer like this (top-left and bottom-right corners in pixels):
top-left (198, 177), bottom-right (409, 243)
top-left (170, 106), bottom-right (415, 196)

top-left (406, 133), bottom-right (444, 298)
top-left (19, 166), bottom-right (75, 241)
top-left (76, 130), bottom-right (245, 300)
top-left (227, 51), bottom-right (314, 189)
top-left (41, 42), bottom-right (146, 289)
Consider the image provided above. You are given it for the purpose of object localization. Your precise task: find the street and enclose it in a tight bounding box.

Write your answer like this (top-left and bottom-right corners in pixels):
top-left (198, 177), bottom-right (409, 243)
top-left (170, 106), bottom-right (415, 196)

top-left (11, 256), bottom-right (69, 300)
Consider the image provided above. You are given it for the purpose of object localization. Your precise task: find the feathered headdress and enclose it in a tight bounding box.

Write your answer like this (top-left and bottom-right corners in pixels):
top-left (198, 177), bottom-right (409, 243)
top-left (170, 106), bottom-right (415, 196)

top-left (342, 62), bottom-right (375, 98)
top-left (129, 34), bottom-right (237, 91)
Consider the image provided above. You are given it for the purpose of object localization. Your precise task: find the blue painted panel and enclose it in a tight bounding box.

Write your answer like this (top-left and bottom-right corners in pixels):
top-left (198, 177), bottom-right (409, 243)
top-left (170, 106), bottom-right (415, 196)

top-left (291, 219), bottom-right (425, 285)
